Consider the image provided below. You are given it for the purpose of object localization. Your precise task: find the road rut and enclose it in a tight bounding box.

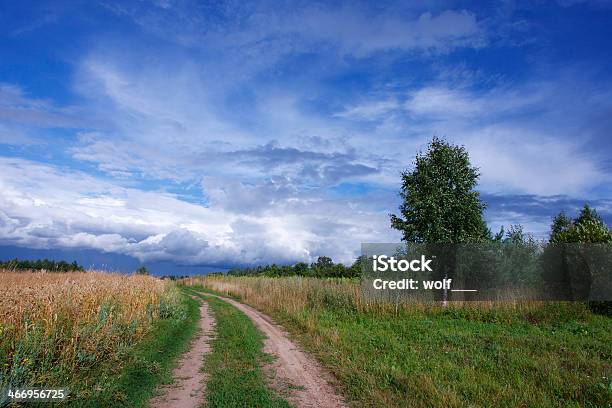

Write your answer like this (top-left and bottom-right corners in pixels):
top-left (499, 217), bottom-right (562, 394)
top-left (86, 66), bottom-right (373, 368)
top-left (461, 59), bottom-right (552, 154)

top-left (214, 295), bottom-right (347, 408)
top-left (150, 301), bottom-right (215, 408)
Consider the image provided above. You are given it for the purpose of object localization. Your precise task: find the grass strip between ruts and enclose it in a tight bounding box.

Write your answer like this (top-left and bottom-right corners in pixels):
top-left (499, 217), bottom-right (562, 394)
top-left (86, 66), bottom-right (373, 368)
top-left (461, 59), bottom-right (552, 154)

top-left (188, 288), bottom-right (292, 408)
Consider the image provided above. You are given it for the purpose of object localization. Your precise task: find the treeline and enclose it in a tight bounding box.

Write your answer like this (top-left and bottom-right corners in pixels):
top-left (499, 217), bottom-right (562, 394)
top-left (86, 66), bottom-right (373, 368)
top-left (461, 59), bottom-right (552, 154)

top-left (227, 256), bottom-right (362, 278)
top-left (159, 275), bottom-right (191, 280)
top-left (0, 258), bottom-right (84, 272)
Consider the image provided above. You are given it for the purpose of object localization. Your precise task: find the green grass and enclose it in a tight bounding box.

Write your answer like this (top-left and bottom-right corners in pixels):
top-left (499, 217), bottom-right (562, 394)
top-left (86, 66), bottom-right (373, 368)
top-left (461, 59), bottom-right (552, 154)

top-left (282, 308), bottom-right (611, 408)
top-left (188, 287), bottom-right (292, 408)
top-left (193, 280), bottom-right (612, 408)
top-left (64, 291), bottom-right (200, 407)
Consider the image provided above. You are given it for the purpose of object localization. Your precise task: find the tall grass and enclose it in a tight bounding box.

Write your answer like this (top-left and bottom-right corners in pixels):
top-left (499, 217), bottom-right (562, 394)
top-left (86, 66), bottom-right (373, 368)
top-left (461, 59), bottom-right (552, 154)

top-left (182, 275), bottom-right (590, 323)
top-left (0, 270), bottom-right (184, 397)
top-left (183, 276), bottom-right (611, 407)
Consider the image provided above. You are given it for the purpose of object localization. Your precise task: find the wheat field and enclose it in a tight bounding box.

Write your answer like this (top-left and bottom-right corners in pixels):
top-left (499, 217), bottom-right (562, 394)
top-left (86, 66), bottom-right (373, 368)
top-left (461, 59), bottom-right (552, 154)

top-left (0, 270), bottom-right (182, 393)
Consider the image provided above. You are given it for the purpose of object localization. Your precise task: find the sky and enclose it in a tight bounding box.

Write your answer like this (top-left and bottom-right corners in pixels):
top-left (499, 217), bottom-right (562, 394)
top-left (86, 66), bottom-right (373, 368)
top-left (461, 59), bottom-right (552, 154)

top-left (0, 0), bottom-right (611, 274)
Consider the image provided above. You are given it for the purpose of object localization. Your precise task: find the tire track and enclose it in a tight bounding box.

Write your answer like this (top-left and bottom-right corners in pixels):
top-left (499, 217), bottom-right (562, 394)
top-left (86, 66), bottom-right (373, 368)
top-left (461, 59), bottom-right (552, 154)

top-left (210, 294), bottom-right (346, 408)
top-left (150, 300), bottom-right (215, 408)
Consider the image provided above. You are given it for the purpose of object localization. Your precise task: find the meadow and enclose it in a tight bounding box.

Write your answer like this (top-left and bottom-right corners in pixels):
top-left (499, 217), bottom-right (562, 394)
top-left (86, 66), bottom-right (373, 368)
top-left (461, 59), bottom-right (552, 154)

top-left (183, 275), bottom-right (612, 408)
top-left (0, 270), bottom-right (196, 406)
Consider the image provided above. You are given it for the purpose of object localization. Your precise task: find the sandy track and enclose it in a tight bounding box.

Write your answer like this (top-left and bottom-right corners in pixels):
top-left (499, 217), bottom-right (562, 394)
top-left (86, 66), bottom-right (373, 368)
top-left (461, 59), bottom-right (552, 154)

top-left (150, 301), bottom-right (215, 408)
top-left (214, 295), bottom-right (346, 408)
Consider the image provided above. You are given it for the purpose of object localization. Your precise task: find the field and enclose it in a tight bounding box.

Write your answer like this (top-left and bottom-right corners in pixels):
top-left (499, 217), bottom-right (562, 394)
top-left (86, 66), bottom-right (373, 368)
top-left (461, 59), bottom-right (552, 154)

top-left (183, 276), bottom-right (612, 408)
top-left (0, 270), bottom-right (197, 406)
top-left (1, 270), bottom-right (610, 407)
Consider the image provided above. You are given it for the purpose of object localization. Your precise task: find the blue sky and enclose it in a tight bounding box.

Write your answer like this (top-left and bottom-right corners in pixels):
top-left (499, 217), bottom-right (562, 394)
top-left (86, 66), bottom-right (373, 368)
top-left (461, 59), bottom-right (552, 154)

top-left (0, 0), bottom-right (611, 274)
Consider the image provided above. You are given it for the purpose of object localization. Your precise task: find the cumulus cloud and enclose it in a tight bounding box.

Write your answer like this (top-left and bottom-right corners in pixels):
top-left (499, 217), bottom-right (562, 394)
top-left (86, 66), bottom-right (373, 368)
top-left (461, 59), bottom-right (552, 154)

top-left (0, 157), bottom-right (399, 265)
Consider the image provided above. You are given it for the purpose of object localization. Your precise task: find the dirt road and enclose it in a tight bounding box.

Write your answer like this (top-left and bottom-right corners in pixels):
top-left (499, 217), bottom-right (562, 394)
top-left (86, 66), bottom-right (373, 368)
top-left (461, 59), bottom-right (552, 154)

top-left (150, 301), bottom-right (216, 408)
top-left (215, 295), bottom-right (347, 408)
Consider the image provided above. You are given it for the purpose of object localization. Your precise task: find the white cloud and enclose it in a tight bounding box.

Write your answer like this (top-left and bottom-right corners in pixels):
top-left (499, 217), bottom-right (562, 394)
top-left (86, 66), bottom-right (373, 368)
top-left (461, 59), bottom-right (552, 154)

top-left (0, 157), bottom-right (400, 265)
top-left (101, 2), bottom-right (487, 57)
top-left (403, 85), bottom-right (543, 118)
top-left (335, 100), bottom-right (400, 121)
top-left (276, 8), bottom-right (485, 56)
top-left (465, 126), bottom-right (608, 196)
top-left (405, 87), bottom-right (483, 117)
top-left (334, 74), bottom-right (612, 198)
top-left (0, 83), bottom-right (84, 129)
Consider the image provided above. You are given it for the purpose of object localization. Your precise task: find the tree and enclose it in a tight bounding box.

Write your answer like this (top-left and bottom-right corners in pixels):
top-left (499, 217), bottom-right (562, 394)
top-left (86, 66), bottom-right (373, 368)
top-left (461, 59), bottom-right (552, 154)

top-left (550, 204), bottom-right (612, 244)
top-left (390, 137), bottom-right (489, 243)
top-left (347, 256), bottom-right (366, 278)
top-left (550, 212), bottom-right (572, 242)
top-left (546, 204), bottom-right (612, 314)
top-left (390, 137), bottom-right (489, 303)
top-left (574, 204), bottom-right (603, 227)
top-left (312, 256), bottom-right (334, 269)
top-left (0, 258), bottom-right (84, 272)
top-left (500, 225), bottom-right (539, 286)
top-left (136, 266), bottom-right (150, 275)
top-left (292, 262), bottom-right (309, 276)
top-left (504, 224), bottom-right (535, 245)
top-left (310, 256), bottom-right (335, 277)
top-left (492, 226), bottom-right (505, 242)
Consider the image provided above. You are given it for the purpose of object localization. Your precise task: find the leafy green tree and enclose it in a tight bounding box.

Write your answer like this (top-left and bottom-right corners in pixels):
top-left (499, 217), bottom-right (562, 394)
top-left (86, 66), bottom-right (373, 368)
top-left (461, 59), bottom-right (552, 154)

top-left (574, 204), bottom-right (603, 227)
top-left (223, 256), bottom-right (363, 279)
top-left (550, 204), bottom-right (612, 244)
top-left (312, 256), bottom-right (334, 269)
top-left (347, 256), bottom-right (366, 278)
top-left (390, 137), bottom-right (489, 243)
top-left (492, 226), bottom-right (505, 242)
top-left (546, 204), bottom-right (612, 314)
top-left (292, 262), bottom-right (309, 276)
top-left (135, 266), bottom-right (150, 275)
top-left (390, 138), bottom-right (490, 302)
top-left (504, 225), bottom-right (535, 245)
top-left (263, 264), bottom-right (281, 277)
top-left (550, 212), bottom-right (572, 241)
top-left (500, 225), bottom-right (539, 286)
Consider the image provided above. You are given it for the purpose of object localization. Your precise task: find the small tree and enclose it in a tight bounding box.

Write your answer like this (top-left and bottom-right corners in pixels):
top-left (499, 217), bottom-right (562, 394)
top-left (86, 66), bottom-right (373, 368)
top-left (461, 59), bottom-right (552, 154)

top-left (550, 212), bottom-right (572, 241)
top-left (547, 204), bottom-right (612, 314)
top-left (347, 256), bottom-right (366, 278)
top-left (292, 262), bottom-right (309, 276)
top-left (136, 266), bottom-right (149, 275)
top-left (312, 256), bottom-right (333, 269)
top-left (550, 204), bottom-right (612, 244)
